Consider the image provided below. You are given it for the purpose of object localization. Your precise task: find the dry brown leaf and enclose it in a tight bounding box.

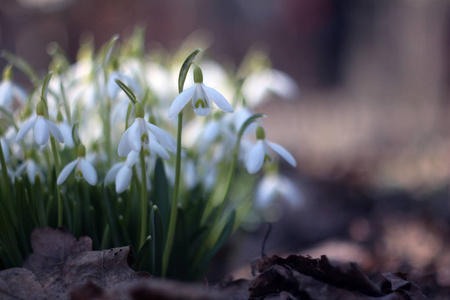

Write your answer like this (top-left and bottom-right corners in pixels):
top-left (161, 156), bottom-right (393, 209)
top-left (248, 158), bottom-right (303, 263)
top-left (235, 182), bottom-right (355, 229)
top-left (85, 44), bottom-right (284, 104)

top-left (0, 227), bottom-right (150, 300)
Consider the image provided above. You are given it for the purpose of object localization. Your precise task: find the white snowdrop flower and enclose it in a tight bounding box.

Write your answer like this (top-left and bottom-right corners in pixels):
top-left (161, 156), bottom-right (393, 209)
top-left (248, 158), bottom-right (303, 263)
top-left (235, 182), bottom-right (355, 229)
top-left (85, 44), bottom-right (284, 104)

top-left (255, 174), bottom-right (303, 209)
top-left (118, 103), bottom-right (176, 157)
top-left (184, 159), bottom-right (198, 189)
top-left (168, 66), bottom-right (233, 118)
top-left (15, 102), bottom-right (64, 146)
top-left (15, 159), bottom-right (43, 184)
top-left (242, 69), bottom-right (300, 108)
top-left (0, 80), bottom-right (27, 112)
top-left (105, 151), bottom-right (139, 193)
top-left (1, 137), bottom-right (10, 162)
top-left (57, 121), bottom-right (74, 148)
top-left (0, 65), bottom-right (28, 112)
top-left (57, 145), bottom-right (97, 186)
top-left (245, 125), bottom-right (296, 174)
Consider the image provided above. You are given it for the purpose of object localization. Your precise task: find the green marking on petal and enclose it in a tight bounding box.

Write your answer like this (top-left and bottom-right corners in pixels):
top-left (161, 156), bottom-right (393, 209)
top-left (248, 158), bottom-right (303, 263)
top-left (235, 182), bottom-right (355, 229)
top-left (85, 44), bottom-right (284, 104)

top-left (75, 169), bottom-right (83, 180)
top-left (264, 154), bottom-right (271, 163)
top-left (141, 133), bottom-right (149, 144)
top-left (195, 99), bottom-right (206, 109)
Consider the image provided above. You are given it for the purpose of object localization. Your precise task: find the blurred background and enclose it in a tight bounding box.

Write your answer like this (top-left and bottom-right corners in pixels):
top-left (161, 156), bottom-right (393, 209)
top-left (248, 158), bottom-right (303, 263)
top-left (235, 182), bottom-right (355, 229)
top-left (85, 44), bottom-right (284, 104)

top-left (3, 0), bottom-right (450, 286)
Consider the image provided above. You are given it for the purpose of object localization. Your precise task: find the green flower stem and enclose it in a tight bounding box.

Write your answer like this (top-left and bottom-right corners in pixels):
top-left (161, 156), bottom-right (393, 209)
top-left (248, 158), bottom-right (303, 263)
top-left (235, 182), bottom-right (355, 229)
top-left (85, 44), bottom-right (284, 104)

top-left (162, 112), bottom-right (183, 278)
top-left (139, 147), bottom-right (148, 249)
top-left (49, 136), bottom-right (63, 227)
top-left (0, 141), bottom-right (12, 205)
top-left (105, 96), bottom-right (112, 166)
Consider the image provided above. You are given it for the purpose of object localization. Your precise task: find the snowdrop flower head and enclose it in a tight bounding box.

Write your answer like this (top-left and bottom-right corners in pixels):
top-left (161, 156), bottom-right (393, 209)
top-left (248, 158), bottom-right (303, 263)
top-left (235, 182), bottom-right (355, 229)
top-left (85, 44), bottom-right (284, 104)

top-left (57, 144), bottom-right (97, 186)
top-left (118, 102), bottom-right (176, 157)
top-left (0, 65), bottom-right (27, 112)
top-left (168, 66), bottom-right (233, 118)
top-left (255, 174), bottom-right (303, 209)
top-left (56, 111), bottom-right (74, 148)
top-left (15, 159), bottom-right (42, 184)
top-left (15, 101), bottom-right (65, 146)
top-left (105, 151), bottom-right (139, 193)
top-left (245, 125), bottom-right (296, 174)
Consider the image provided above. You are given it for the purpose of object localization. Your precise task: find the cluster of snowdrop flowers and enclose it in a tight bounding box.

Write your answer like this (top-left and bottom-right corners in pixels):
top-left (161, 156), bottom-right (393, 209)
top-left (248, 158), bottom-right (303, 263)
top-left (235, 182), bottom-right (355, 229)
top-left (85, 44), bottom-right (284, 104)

top-left (0, 32), bottom-right (301, 278)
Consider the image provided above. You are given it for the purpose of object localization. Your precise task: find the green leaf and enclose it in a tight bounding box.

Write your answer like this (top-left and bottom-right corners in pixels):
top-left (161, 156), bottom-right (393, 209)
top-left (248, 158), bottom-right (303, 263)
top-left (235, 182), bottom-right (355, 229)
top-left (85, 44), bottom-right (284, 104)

top-left (238, 113), bottom-right (266, 138)
top-left (178, 48), bottom-right (202, 93)
top-left (102, 35), bottom-right (119, 69)
top-left (150, 205), bottom-right (164, 276)
top-left (115, 79), bottom-right (137, 104)
top-left (40, 71), bottom-right (53, 106)
top-left (152, 158), bottom-right (170, 233)
top-left (0, 50), bottom-right (39, 83)
top-left (71, 121), bottom-right (80, 147)
top-left (133, 235), bottom-right (152, 270)
top-left (104, 186), bottom-right (121, 247)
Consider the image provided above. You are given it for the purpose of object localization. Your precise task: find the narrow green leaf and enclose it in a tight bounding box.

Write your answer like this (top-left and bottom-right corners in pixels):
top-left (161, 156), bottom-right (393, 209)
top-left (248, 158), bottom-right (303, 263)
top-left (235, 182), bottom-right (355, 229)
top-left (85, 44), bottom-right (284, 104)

top-left (178, 48), bottom-right (201, 93)
top-left (238, 113), bottom-right (266, 138)
top-left (104, 186), bottom-right (121, 247)
top-left (103, 35), bottom-right (119, 68)
top-left (72, 121), bottom-right (80, 147)
top-left (115, 79), bottom-right (137, 104)
top-left (152, 158), bottom-right (169, 233)
top-left (0, 50), bottom-right (39, 83)
top-left (150, 205), bottom-right (164, 276)
top-left (133, 235), bottom-right (152, 271)
top-left (41, 71), bottom-right (53, 103)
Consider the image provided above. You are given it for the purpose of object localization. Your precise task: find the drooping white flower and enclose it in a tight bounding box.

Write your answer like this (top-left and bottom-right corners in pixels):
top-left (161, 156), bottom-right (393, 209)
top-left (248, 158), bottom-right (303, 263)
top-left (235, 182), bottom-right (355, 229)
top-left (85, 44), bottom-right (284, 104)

top-left (15, 159), bottom-right (43, 184)
top-left (58, 121), bottom-right (75, 148)
top-left (105, 151), bottom-right (139, 193)
top-left (57, 145), bottom-right (97, 186)
top-left (242, 69), bottom-right (300, 108)
top-left (1, 137), bottom-right (10, 162)
top-left (15, 102), bottom-right (64, 146)
top-left (118, 103), bottom-right (176, 157)
top-left (255, 174), bottom-right (303, 209)
top-left (245, 125), bottom-right (296, 174)
top-left (0, 65), bottom-right (28, 112)
top-left (168, 66), bottom-right (233, 118)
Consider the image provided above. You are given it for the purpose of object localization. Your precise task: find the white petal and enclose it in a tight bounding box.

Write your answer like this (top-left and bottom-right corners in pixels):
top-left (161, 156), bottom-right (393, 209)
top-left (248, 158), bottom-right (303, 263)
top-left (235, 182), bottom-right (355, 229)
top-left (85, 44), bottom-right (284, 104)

top-left (245, 140), bottom-right (265, 174)
top-left (59, 123), bottom-right (74, 148)
top-left (80, 159), bottom-right (97, 186)
top-left (149, 139), bottom-right (170, 160)
top-left (192, 101), bottom-right (211, 116)
top-left (15, 116), bottom-right (36, 142)
top-left (118, 127), bottom-right (132, 157)
top-left (125, 151), bottom-right (139, 167)
top-left (168, 85), bottom-right (196, 118)
top-left (1, 138), bottom-right (10, 162)
top-left (34, 116), bottom-right (50, 146)
top-left (128, 120), bottom-right (143, 153)
top-left (115, 166), bottom-right (132, 193)
top-left (202, 85), bottom-right (233, 113)
top-left (147, 123), bottom-right (176, 152)
top-left (266, 141), bottom-right (296, 167)
top-left (15, 162), bottom-right (26, 177)
top-left (27, 160), bottom-right (37, 184)
top-left (45, 119), bottom-right (64, 143)
top-left (104, 163), bottom-right (124, 183)
top-left (0, 81), bottom-right (13, 107)
top-left (57, 160), bottom-right (78, 185)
